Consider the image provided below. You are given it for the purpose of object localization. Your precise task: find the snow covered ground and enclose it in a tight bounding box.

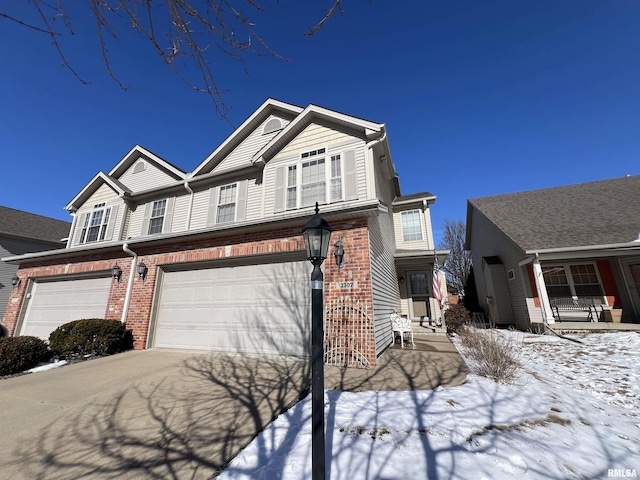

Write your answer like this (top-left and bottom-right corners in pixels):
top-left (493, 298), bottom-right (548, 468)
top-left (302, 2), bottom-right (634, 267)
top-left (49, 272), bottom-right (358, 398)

top-left (218, 331), bottom-right (640, 479)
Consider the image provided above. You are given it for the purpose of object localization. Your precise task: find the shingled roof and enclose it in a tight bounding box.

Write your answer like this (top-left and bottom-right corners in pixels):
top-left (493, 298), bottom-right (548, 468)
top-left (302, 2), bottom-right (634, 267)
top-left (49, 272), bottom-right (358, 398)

top-left (0, 206), bottom-right (71, 244)
top-left (467, 175), bottom-right (640, 252)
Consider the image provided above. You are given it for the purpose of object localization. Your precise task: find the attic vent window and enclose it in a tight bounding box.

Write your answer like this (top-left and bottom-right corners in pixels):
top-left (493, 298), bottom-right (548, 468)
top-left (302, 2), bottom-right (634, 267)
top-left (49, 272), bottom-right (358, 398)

top-left (133, 160), bottom-right (146, 173)
top-left (263, 118), bottom-right (282, 135)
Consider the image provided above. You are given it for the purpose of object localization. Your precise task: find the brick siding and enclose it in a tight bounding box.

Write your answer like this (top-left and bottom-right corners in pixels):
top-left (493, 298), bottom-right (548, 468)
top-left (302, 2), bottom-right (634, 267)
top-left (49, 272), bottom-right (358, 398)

top-left (2, 217), bottom-right (378, 366)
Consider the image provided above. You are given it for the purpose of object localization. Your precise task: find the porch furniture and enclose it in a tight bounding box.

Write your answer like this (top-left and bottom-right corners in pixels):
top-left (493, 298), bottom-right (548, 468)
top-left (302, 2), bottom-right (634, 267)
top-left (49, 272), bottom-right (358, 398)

top-left (391, 311), bottom-right (415, 349)
top-left (549, 297), bottom-right (605, 322)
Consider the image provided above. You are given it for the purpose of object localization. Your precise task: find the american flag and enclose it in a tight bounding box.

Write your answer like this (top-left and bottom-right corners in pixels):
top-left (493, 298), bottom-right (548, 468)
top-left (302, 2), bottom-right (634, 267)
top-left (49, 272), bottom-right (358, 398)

top-left (433, 256), bottom-right (444, 309)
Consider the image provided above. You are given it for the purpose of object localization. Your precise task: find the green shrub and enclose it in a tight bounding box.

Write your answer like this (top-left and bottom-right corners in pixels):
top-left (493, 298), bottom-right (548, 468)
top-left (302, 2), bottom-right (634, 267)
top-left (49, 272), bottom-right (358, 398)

top-left (49, 319), bottom-right (133, 359)
top-left (0, 336), bottom-right (51, 376)
top-left (444, 303), bottom-right (471, 334)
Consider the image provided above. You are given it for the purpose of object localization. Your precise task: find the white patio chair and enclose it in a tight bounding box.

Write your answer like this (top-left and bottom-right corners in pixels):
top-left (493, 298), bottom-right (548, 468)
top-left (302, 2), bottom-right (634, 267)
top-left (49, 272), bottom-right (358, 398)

top-left (391, 312), bottom-right (415, 349)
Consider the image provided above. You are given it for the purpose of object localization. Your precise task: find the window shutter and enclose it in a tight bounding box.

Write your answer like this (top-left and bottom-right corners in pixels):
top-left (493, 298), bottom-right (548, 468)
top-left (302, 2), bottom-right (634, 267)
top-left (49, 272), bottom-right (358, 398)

top-left (207, 187), bottom-right (218, 226)
top-left (274, 166), bottom-right (285, 213)
top-left (236, 180), bottom-right (248, 222)
top-left (105, 205), bottom-right (119, 241)
top-left (344, 150), bottom-right (358, 200)
top-left (163, 197), bottom-right (175, 233)
top-left (141, 202), bottom-right (152, 236)
top-left (73, 213), bottom-right (89, 246)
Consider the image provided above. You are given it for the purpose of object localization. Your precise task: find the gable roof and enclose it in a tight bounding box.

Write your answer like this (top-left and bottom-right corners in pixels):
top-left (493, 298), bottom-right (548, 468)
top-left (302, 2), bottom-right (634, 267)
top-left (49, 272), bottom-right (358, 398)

top-left (65, 172), bottom-right (132, 212)
top-left (108, 145), bottom-right (186, 180)
top-left (0, 206), bottom-right (71, 244)
top-left (467, 175), bottom-right (640, 252)
top-left (252, 103), bottom-right (385, 164)
top-left (192, 99), bottom-right (304, 176)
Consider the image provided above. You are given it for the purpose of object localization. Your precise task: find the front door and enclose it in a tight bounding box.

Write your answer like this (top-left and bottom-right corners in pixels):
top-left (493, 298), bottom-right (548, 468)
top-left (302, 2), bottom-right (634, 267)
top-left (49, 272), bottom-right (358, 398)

top-left (409, 272), bottom-right (430, 319)
top-left (620, 258), bottom-right (640, 320)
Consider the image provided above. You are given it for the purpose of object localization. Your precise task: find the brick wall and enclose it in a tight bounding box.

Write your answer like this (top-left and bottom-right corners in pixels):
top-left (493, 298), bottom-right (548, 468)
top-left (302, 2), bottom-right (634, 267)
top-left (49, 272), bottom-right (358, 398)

top-left (2, 218), bottom-right (377, 365)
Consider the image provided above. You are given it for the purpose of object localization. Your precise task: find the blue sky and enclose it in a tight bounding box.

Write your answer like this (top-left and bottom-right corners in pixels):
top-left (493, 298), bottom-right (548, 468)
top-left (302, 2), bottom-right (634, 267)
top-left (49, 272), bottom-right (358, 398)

top-left (1, 1), bottom-right (639, 244)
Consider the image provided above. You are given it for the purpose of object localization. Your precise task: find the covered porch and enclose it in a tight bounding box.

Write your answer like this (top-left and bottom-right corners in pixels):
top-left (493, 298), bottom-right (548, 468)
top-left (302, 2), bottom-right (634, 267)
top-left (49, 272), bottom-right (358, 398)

top-left (394, 249), bottom-right (449, 332)
top-left (521, 243), bottom-right (640, 329)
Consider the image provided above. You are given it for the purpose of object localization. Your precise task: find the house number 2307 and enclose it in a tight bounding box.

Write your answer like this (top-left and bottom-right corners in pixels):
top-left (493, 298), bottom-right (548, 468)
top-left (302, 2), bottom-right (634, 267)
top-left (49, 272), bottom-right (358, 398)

top-left (338, 281), bottom-right (355, 289)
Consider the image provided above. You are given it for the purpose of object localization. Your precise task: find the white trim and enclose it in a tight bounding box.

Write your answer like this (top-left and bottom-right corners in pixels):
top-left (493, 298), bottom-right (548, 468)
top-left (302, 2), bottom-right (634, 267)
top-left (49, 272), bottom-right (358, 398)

top-left (108, 145), bottom-right (186, 179)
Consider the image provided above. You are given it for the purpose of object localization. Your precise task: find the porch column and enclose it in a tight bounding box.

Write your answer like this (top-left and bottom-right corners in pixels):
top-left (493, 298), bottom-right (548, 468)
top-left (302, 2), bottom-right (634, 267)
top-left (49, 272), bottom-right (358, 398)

top-left (532, 255), bottom-right (555, 325)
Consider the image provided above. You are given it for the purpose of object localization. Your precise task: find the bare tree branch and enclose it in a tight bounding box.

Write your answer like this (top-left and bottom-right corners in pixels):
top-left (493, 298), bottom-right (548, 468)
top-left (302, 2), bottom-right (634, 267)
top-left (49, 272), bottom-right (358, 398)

top-left (305, 0), bottom-right (343, 37)
top-left (1, 1), bottom-right (351, 119)
top-left (437, 219), bottom-right (473, 296)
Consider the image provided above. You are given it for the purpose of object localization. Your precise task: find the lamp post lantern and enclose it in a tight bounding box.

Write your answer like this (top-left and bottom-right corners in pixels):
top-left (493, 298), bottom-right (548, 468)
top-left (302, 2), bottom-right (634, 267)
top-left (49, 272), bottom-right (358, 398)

top-left (301, 203), bottom-right (332, 480)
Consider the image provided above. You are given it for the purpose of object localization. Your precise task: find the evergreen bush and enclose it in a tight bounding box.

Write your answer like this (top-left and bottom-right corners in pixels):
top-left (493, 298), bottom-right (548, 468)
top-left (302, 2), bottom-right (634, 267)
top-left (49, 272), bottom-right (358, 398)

top-left (49, 319), bottom-right (133, 359)
top-left (0, 336), bottom-right (51, 376)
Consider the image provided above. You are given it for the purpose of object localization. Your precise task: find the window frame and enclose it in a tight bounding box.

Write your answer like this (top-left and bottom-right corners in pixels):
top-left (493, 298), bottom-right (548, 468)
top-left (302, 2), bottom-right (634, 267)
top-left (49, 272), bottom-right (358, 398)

top-left (80, 203), bottom-right (112, 244)
top-left (401, 209), bottom-right (424, 242)
top-left (284, 147), bottom-right (346, 210)
top-left (542, 262), bottom-right (605, 302)
top-left (216, 182), bottom-right (238, 224)
top-left (147, 199), bottom-right (167, 235)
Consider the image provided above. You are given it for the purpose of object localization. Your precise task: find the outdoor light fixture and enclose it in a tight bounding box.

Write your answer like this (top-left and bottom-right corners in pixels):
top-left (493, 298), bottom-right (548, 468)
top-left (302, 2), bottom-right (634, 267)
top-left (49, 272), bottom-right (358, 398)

top-left (11, 275), bottom-right (21, 290)
top-left (111, 264), bottom-right (123, 283)
top-left (399, 276), bottom-right (405, 284)
top-left (301, 202), bottom-right (332, 480)
top-left (333, 239), bottom-right (344, 269)
top-left (137, 261), bottom-right (148, 281)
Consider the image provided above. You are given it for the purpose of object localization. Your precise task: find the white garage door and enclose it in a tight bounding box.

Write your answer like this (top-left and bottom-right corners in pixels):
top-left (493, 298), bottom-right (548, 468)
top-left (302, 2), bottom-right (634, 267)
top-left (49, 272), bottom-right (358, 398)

top-left (151, 260), bottom-right (311, 356)
top-left (20, 276), bottom-right (111, 340)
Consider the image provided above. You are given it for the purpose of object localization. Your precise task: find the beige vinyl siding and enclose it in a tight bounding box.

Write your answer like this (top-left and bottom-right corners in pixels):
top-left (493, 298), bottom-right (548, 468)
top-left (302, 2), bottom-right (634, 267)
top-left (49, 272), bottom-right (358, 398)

top-left (118, 159), bottom-right (181, 193)
top-left (171, 193), bottom-right (190, 232)
top-left (393, 207), bottom-right (432, 250)
top-left (85, 183), bottom-right (119, 205)
top-left (245, 175), bottom-right (264, 220)
top-left (468, 208), bottom-right (531, 329)
top-left (127, 202), bottom-right (146, 238)
top-left (368, 212), bottom-right (399, 356)
top-left (189, 188), bottom-right (212, 230)
top-left (212, 115), bottom-right (293, 174)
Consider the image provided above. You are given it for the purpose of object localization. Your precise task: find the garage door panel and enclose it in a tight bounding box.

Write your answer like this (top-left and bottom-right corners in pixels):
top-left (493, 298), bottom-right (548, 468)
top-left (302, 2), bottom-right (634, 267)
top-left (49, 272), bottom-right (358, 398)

top-left (20, 277), bottom-right (111, 340)
top-left (153, 260), bottom-right (310, 355)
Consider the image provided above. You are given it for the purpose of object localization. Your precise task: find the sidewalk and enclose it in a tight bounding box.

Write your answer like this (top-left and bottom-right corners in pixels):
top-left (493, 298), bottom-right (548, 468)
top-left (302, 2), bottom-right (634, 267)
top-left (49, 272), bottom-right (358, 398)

top-left (324, 333), bottom-right (468, 393)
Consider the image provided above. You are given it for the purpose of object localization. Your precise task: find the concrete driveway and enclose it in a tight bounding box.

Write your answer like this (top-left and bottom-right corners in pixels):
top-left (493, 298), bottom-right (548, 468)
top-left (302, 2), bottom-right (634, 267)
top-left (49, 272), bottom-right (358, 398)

top-left (0, 350), bottom-right (310, 480)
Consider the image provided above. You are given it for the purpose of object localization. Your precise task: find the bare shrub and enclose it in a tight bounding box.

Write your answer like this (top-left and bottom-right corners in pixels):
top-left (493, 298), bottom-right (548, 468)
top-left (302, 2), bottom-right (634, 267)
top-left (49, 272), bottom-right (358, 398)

top-left (458, 328), bottom-right (523, 384)
top-left (444, 303), bottom-right (471, 334)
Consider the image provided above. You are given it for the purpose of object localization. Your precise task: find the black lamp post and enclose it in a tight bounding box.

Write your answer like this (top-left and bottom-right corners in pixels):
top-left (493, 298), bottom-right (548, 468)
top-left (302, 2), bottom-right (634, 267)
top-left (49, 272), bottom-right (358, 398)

top-left (301, 203), bottom-right (332, 480)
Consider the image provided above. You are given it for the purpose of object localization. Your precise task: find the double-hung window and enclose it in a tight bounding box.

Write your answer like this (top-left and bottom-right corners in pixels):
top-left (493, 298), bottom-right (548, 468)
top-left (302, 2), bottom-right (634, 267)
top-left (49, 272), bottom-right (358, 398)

top-left (148, 199), bottom-right (167, 235)
top-left (217, 183), bottom-right (237, 223)
top-left (301, 155), bottom-right (326, 207)
top-left (80, 203), bottom-right (111, 243)
top-left (330, 154), bottom-right (343, 202)
top-left (401, 210), bottom-right (423, 242)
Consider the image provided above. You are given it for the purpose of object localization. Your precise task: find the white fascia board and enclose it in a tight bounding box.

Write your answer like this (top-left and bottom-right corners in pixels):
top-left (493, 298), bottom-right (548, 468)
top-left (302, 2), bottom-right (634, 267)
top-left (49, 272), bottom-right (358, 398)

top-left (64, 172), bottom-right (127, 211)
top-left (192, 99), bottom-right (304, 175)
top-left (252, 104), bottom-right (384, 164)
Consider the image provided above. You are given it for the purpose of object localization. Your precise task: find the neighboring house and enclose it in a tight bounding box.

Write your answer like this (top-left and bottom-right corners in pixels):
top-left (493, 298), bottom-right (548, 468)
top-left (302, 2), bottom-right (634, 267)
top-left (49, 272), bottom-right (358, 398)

top-left (1, 99), bottom-right (447, 367)
top-left (465, 175), bottom-right (640, 330)
top-left (0, 206), bottom-right (70, 331)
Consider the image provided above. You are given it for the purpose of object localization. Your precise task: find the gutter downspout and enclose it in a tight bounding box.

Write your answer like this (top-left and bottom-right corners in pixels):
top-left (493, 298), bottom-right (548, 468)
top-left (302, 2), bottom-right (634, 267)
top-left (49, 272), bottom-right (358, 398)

top-left (184, 179), bottom-right (194, 230)
top-left (365, 128), bottom-right (387, 198)
top-left (121, 243), bottom-right (137, 324)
